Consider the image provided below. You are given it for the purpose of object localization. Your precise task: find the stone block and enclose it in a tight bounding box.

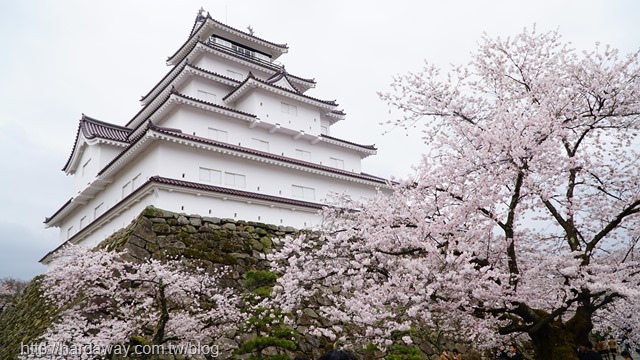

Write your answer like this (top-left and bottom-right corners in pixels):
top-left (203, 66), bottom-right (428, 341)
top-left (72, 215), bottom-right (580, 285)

top-left (222, 223), bottom-right (236, 231)
top-left (203, 216), bottom-right (221, 224)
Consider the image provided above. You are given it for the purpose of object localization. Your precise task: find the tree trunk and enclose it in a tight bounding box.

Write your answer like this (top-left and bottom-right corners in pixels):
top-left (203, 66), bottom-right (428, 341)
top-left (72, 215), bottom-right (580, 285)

top-left (528, 308), bottom-right (592, 360)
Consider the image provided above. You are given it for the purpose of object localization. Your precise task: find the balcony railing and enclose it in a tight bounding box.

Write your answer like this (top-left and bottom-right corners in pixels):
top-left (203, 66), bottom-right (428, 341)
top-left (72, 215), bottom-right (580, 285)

top-left (205, 37), bottom-right (283, 70)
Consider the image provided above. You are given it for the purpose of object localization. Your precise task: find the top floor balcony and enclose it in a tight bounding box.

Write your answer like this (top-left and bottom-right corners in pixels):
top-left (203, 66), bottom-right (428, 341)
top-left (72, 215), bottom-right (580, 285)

top-left (206, 36), bottom-right (283, 71)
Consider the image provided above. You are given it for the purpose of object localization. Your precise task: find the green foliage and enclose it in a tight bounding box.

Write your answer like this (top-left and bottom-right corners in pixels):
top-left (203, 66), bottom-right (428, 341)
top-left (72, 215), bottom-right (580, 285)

top-left (244, 270), bottom-right (278, 291)
top-left (236, 329), bottom-right (297, 352)
top-left (237, 270), bottom-right (298, 360)
top-left (384, 329), bottom-right (424, 360)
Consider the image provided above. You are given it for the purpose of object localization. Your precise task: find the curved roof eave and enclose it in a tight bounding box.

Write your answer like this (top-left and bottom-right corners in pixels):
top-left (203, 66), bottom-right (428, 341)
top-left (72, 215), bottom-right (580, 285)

top-left (167, 17), bottom-right (288, 66)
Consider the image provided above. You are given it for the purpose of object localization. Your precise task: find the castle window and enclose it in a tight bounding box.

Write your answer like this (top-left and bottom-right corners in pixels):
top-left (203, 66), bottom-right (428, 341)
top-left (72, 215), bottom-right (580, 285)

top-left (281, 102), bottom-right (297, 116)
top-left (252, 138), bottom-right (269, 152)
top-left (94, 202), bottom-right (104, 219)
top-left (292, 185), bottom-right (315, 200)
top-left (197, 89), bottom-right (217, 103)
top-left (81, 158), bottom-right (91, 176)
top-left (330, 157), bottom-right (345, 170)
top-left (131, 173), bottom-right (141, 189)
top-left (67, 226), bottom-right (74, 239)
top-left (199, 167), bottom-right (222, 184)
top-left (122, 181), bottom-right (132, 198)
top-left (295, 149), bottom-right (311, 161)
top-left (225, 172), bottom-right (246, 188)
top-left (80, 216), bottom-right (86, 229)
top-left (208, 128), bottom-right (228, 142)
top-left (321, 125), bottom-right (328, 135)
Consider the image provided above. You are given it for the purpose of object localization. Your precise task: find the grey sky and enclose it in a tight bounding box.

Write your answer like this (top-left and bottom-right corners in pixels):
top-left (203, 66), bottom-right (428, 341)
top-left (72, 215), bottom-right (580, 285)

top-left (1, 1), bottom-right (638, 280)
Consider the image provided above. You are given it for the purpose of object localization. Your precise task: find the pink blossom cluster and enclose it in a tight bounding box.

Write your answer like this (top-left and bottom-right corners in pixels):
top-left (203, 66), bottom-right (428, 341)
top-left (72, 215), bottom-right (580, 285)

top-left (25, 245), bottom-right (240, 359)
top-left (269, 27), bottom-right (640, 351)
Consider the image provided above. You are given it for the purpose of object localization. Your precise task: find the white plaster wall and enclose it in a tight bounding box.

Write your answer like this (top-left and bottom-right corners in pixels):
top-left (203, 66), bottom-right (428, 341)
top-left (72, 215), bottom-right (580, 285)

top-left (58, 143), bottom-right (163, 243)
top-left (163, 106), bottom-right (364, 172)
top-left (234, 91), bottom-right (324, 136)
top-left (72, 142), bottom-right (127, 194)
top-left (56, 129), bottom-right (381, 249)
top-left (155, 190), bottom-right (321, 228)
top-left (74, 194), bottom-right (156, 249)
top-left (155, 141), bottom-right (378, 202)
top-left (178, 77), bottom-right (226, 106)
top-left (194, 53), bottom-right (272, 81)
top-left (72, 143), bottom-right (97, 193)
top-left (69, 184), bottom-right (322, 251)
top-left (98, 144), bottom-right (125, 169)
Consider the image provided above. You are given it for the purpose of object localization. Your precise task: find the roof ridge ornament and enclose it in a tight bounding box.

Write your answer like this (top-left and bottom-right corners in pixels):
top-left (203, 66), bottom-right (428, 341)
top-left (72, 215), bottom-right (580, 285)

top-left (196, 7), bottom-right (208, 22)
top-left (190, 7), bottom-right (209, 37)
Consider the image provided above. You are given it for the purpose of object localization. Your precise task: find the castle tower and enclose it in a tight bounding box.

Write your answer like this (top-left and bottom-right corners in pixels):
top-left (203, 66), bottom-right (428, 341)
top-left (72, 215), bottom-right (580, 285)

top-left (42, 9), bottom-right (386, 264)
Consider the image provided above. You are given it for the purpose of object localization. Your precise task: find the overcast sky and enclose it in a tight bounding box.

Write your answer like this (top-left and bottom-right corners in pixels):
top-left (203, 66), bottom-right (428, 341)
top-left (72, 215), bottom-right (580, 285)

top-left (0, 1), bottom-right (638, 280)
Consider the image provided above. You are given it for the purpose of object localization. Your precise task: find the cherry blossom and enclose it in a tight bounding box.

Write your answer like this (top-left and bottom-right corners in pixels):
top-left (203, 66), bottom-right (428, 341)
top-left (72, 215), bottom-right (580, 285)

top-left (269, 28), bottom-right (640, 359)
top-left (25, 245), bottom-right (240, 359)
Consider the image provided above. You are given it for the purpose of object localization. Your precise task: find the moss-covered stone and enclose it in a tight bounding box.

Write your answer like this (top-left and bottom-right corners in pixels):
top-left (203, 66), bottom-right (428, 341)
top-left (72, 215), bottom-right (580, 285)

top-left (0, 277), bottom-right (60, 360)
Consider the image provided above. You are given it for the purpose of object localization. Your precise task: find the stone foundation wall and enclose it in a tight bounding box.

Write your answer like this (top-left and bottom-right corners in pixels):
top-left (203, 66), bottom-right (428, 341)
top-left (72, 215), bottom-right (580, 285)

top-left (0, 206), bottom-right (483, 360)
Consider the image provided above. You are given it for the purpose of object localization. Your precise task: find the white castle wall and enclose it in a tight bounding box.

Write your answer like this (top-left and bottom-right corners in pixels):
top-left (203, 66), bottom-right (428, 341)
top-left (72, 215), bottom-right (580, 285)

top-left (56, 138), bottom-right (379, 244)
top-left (165, 106), bottom-right (364, 172)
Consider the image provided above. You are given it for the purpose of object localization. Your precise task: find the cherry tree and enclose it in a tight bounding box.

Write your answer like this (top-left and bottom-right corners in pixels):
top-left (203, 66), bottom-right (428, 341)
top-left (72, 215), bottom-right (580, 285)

top-left (0, 277), bottom-right (28, 313)
top-left (27, 245), bottom-right (240, 359)
top-left (270, 28), bottom-right (640, 359)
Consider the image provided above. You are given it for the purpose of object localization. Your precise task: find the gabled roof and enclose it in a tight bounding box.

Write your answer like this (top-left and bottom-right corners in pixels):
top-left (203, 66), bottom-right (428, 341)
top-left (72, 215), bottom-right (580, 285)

top-left (62, 115), bottom-right (131, 173)
top-left (224, 72), bottom-right (337, 109)
top-left (265, 69), bottom-right (301, 93)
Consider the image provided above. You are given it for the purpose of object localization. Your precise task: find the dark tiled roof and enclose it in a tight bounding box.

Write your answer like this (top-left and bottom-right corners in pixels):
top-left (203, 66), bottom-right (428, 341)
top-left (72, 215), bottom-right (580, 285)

top-left (138, 61), bottom-right (242, 106)
top-left (283, 72), bottom-right (315, 85)
top-left (204, 15), bottom-right (288, 49)
top-left (81, 115), bottom-right (130, 141)
top-left (187, 63), bottom-right (241, 83)
top-left (265, 67), bottom-right (315, 87)
top-left (224, 73), bottom-right (337, 106)
top-left (150, 176), bottom-right (324, 209)
top-left (321, 134), bottom-right (377, 150)
top-left (62, 115), bottom-right (131, 171)
top-left (174, 92), bottom-right (257, 118)
top-left (168, 17), bottom-right (207, 63)
top-left (44, 198), bottom-right (72, 224)
top-left (138, 61), bottom-right (189, 105)
top-left (265, 69), bottom-right (301, 93)
top-left (168, 15), bottom-right (288, 65)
